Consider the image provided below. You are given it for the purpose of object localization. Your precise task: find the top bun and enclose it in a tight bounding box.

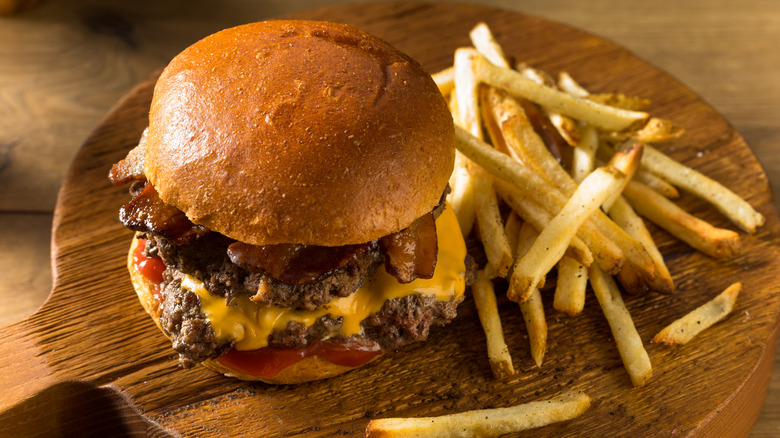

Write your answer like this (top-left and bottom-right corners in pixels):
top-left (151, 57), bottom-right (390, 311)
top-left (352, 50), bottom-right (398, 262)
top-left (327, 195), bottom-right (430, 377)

top-left (144, 20), bottom-right (455, 246)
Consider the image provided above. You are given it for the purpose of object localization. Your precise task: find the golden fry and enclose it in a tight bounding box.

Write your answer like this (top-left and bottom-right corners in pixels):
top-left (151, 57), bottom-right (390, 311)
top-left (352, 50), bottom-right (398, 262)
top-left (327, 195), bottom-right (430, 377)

top-left (495, 179), bottom-right (594, 267)
top-left (589, 265), bottom-right (653, 387)
top-left (571, 124), bottom-right (598, 183)
top-left (431, 66), bottom-right (454, 96)
top-left (473, 55), bottom-right (648, 131)
top-left (554, 256), bottom-right (588, 316)
top-left (508, 166), bottom-right (626, 303)
top-left (623, 180), bottom-right (741, 258)
top-left (469, 22), bottom-right (510, 68)
top-left (473, 167), bottom-right (514, 278)
top-left (471, 269), bottom-right (515, 378)
top-left (652, 283), bottom-right (741, 345)
top-left (608, 196), bottom-right (675, 294)
top-left (454, 47), bottom-right (482, 138)
top-left (446, 151), bottom-right (477, 237)
top-left (515, 223), bottom-right (548, 366)
top-left (642, 144), bottom-right (765, 233)
top-left (365, 391), bottom-right (591, 438)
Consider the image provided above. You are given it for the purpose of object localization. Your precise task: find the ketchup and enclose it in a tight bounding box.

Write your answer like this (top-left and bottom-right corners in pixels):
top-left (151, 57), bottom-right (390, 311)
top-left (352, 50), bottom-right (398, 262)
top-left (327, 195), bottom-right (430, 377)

top-left (132, 237), bottom-right (381, 379)
top-left (132, 238), bottom-right (166, 285)
top-left (216, 340), bottom-right (382, 380)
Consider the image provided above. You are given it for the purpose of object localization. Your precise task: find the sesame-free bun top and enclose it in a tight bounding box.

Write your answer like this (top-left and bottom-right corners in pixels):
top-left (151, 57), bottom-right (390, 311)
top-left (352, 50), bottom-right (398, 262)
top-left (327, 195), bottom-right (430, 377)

top-left (144, 20), bottom-right (455, 246)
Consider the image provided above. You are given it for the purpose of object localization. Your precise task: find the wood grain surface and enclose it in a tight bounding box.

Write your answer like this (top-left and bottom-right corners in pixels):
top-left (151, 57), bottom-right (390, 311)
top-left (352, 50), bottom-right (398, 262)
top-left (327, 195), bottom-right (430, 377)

top-left (1, 2), bottom-right (779, 437)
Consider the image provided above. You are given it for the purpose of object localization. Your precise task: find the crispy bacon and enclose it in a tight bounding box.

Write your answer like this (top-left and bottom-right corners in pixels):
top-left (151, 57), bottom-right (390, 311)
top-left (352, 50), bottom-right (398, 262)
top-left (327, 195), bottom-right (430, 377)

top-left (227, 241), bottom-right (377, 285)
top-left (109, 129), bottom-right (148, 185)
top-left (227, 212), bottom-right (438, 286)
top-left (379, 212), bottom-right (438, 284)
top-left (119, 182), bottom-right (209, 244)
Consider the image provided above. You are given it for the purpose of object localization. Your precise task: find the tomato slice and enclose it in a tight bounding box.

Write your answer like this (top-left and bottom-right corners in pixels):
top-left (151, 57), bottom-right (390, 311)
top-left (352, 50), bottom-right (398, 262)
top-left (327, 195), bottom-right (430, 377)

top-left (217, 341), bottom-right (381, 379)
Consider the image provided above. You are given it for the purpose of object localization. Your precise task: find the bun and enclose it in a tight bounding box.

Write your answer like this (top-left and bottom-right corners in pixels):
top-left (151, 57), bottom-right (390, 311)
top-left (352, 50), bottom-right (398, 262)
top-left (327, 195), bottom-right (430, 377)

top-left (128, 234), bottom-right (378, 383)
top-left (144, 20), bottom-right (455, 246)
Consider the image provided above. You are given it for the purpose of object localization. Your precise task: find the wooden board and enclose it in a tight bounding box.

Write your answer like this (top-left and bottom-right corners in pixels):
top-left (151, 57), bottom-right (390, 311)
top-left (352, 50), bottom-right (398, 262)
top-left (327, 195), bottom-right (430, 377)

top-left (1, 2), bottom-right (779, 436)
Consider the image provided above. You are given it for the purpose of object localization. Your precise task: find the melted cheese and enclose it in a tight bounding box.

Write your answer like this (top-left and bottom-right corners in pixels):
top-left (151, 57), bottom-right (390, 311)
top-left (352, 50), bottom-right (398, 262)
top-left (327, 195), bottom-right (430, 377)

top-left (181, 204), bottom-right (467, 351)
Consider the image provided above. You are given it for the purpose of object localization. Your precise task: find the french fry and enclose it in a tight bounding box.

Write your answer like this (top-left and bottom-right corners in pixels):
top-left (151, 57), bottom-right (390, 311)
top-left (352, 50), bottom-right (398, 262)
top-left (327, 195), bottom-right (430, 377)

top-left (547, 111), bottom-right (581, 146)
top-left (517, 62), bottom-right (557, 88)
top-left (515, 222), bottom-right (548, 366)
top-left (571, 124), bottom-right (599, 183)
top-left (519, 288), bottom-right (547, 367)
top-left (454, 47), bottom-right (482, 138)
top-left (602, 140), bottom-right (643, 211)
top-left (652, 283), bottom-right (741, 345)
top-left (608, 196), bottom-right (675, 294)
top-left (484, 88), bottom-right (573, 191)
top-left (495, 179), bottom-right (594, 267)
top-left (492, 175), bottom-right (622, 275)
top-left (553, 120), bottom-right (594, 314)
top-left (623, 180), bottom-right (741, 258)
top-left (516, 63), bottom-right (581, 146)
top-left (432, 66), bottom-right (454, 96)
top-left (480, 86), bottom-right (511, 156)
top-left (557, 71), bottom-right (590, 98)
top-left (473, 167), bottom-right (514, 278)
top-left (641, 144), bottom-right (765, 233)
top-left (554, 120), bottom-right (594, 315)
top-left (454, 125), bottom-right (556, 208)
top-left (482, 95), bottom-right (654, 279)
top-left (471, 269), bottom-right (515, 378)
top-left (610, 117), bottom-right (685, 143)
top-left (589, 265), bottom-right (653, 387)
top-left (469, 22), bottom-right (510, 69)
top-left (598, 141), bottom-right (679, 198)
top-left (365, 391), bottom-right (592, 438)
top-left (634, 167), bottom-right (680, 198)
top-left (503, 211), bottom-right (523, 256)
top-left (508, 166), bottom-right (626, 302)
top-left (554, 256), bottom-right (588, 316)
top-left (473, 54), bottom-right (649, 131)
top-left (447, 151), bottom-right (477, 237)
top-left (586, 93), bottom-right (650, 111)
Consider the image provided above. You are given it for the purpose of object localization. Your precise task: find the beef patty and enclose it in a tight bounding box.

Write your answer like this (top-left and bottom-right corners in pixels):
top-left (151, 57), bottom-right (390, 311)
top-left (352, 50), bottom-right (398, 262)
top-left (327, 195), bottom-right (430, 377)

top-left (157, 265), bottom-right (465, 367)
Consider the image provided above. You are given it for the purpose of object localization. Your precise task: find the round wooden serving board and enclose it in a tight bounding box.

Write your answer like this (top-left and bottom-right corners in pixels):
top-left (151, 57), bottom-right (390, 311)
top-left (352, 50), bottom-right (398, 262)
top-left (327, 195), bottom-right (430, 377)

top-left (1, 2), bottom-right (778, 437)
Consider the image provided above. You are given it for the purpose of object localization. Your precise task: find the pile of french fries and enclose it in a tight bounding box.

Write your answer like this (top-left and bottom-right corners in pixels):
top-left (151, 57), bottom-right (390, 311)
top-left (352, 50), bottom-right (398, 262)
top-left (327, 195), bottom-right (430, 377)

top-left (439, 22), bottom-right (763, 385)
top-left (366, 22), bottom-right (761, 437)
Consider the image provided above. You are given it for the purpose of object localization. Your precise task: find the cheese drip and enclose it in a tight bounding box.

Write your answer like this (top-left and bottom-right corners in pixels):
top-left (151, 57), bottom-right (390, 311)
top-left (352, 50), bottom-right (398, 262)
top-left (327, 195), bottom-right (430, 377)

top-left (181, 204), bottom-right (467, 351)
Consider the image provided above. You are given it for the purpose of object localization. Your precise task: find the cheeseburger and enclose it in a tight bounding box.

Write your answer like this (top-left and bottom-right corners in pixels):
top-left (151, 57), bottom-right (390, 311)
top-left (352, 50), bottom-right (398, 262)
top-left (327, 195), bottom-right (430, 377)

top-left (109, 20), bottom-right (472, 384)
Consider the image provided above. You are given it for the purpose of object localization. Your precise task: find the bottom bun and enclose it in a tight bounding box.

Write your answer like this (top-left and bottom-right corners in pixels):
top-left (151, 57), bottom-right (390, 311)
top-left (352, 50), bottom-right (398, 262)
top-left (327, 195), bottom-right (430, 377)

top-left (127, 234), bottom-right (380, 384)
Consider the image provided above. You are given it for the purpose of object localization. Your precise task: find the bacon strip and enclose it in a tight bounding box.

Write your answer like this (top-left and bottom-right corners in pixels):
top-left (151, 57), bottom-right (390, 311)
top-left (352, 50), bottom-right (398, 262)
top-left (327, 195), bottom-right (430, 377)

top-left (227, 241), bottom-right (376, 285)
top-left (379, 212), bottom-right (438, 284)
top-left (227, 212), bottom-right (438, 286)
top-left (109, 129), bottom-right (148, 185)
top-left (119, 182), bottom-right (209, 244)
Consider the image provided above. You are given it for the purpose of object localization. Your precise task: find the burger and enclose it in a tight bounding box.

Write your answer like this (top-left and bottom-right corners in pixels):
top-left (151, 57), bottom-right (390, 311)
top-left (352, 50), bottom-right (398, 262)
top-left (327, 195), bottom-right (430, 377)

top-left (109, 20), bottom-right (472, 384)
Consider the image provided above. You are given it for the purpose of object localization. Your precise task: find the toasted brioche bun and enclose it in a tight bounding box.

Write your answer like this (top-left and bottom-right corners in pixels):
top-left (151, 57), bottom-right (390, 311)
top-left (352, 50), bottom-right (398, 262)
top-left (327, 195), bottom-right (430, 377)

top-left (144, 20), bottom-right (455, 246)
top-left (128, 234), bottom-right (379, 384)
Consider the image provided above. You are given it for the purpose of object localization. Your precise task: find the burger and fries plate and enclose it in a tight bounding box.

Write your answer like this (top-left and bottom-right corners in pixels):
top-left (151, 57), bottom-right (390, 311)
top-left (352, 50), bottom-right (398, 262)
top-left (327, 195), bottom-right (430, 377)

top-left (2, 3), bottom-right (778, 437)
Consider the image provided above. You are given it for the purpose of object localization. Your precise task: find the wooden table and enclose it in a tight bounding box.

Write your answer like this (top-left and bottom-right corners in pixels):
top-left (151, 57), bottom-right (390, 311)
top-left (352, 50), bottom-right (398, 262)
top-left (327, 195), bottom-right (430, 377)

top-left (1, 0), bottom-right (778, 435)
